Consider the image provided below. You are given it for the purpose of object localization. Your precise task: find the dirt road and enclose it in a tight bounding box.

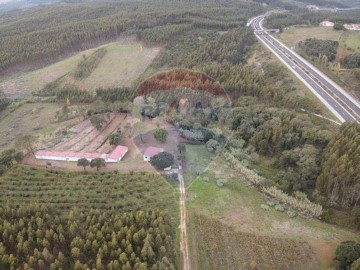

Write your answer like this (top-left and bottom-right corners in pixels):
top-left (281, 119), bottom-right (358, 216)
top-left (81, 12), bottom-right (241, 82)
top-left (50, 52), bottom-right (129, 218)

top-left (178, 172), bottom-right (190, 270)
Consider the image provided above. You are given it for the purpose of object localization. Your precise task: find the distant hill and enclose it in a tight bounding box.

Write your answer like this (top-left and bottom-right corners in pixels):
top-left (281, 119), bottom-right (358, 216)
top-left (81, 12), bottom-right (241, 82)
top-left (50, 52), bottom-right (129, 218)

top-left (0, 0), bottom-right (60, 12)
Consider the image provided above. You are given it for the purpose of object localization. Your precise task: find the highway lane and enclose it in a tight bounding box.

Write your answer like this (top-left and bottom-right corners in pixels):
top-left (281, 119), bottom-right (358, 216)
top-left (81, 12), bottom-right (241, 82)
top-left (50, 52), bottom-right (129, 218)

top-left (251, 15), bottom-right (360, 123)
top-left (264, 27), bottom-right (360, 117)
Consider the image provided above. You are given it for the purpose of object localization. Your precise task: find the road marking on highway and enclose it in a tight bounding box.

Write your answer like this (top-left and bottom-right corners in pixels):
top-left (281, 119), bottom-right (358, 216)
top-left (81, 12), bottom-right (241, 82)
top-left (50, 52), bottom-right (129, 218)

top-left (254, 17), bottom-right (358, 123)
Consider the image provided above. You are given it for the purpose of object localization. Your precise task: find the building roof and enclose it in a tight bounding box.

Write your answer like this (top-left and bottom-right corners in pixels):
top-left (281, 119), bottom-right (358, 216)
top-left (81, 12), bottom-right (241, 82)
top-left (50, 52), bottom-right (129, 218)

top-left (35, 150), bottom-right (102, 159)
top-left (144, 147), bottom-right (164, 157)
top-left (107, 145), bottom-right (128, 160)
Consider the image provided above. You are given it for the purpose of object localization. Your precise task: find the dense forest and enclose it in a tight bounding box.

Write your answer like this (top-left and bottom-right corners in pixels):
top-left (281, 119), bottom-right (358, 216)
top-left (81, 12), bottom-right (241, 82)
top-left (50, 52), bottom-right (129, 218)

top-left (0, 205), bottom-right (176, 270)
top-left (342, 53), bottom-right (360, 69)
top-left (316, 123), bottom-right (360, 208)
top-left (229, 106), bottom-right (333, 194)
top-left (0, 0), bottom-right (266, 74)
top-left (299, 38), bottom-right (339, 62)
top-left (265, 9), bottom-right (360, 30)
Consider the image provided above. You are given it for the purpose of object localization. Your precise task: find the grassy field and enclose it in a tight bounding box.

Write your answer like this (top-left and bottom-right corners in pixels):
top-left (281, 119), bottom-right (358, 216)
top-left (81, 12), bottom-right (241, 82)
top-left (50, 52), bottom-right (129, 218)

top-left (186, 156), bottom-right (360, 269)
top-left (0, 39), bottom-right (160, 99)
top-left (183, 144), bottom-right (214, 185)
top-left (0, 165), bottom-right (176, 214)
top-left (277, 26), bottom-right (360, 99)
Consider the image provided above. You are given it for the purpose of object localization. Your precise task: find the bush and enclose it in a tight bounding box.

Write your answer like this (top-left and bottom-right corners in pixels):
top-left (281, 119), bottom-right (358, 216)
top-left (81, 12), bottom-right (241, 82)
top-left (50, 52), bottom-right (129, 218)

top-left (150, 152), bottom-right (174, 170)
top-left (206, 139), bottom-right (220, 153)
top-left (153, 128), bottom-right (168, 143)
top-left (275, 204), bottom-right (285, 212)
top-left (216, 179), bottom-right (225, 187)
top-left (287, 209), bottom-right (297, 218)
top-left (334, 241), bottom-right (360, 270)
top-left (267, 200), bottom-right (276, 207)
top-left (260, 204), bottom-right (270, 210)
top-left (108, 129), bottom-right (122, 146)
top-left (90, 158), bottom-right (106, 171)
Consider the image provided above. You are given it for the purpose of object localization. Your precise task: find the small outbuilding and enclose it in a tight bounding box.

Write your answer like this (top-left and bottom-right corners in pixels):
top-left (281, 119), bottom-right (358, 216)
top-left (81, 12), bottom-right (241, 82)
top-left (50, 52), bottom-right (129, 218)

top-left (143, 147), bottom-right (164, 161)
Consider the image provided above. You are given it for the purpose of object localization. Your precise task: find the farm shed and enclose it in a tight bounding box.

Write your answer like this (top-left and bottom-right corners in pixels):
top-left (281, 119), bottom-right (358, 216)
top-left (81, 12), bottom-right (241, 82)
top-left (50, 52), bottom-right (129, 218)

top-left (105, 145), bottom-right (128, 162)
top-left (34, 145), bottom-right (128, 163)
top-left (144, 147), bottom-right (164, 161)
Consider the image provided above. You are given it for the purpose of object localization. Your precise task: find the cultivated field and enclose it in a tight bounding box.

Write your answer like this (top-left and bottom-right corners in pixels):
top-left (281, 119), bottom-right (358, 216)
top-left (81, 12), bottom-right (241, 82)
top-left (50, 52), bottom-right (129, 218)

top-left (22, 114), bottom-right (176, 172)
top-left (0, 103), bottom-right (77, 152)
top-left (186, 150), bottom-right (360, 269)
top-left (277, 27), bottom-right (360, 99)
top-left (0, 166), bottom-right (176, 214)
top-left (0, 39), bottom-right (160, 99)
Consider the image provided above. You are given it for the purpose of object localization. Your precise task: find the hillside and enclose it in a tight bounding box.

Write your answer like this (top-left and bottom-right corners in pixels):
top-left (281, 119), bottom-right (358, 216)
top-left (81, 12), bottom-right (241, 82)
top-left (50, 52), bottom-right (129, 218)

top-left (0, 40), bottom-right (160, 99)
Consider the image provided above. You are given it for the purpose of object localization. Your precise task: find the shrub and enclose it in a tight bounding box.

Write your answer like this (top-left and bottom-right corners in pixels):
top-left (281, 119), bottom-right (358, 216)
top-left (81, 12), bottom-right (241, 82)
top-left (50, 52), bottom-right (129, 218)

top-left (260, 204), bottom-right (270, 210)
top-left (150, 152), bottom-right (174, 170)
top-left (109, 129), bottom-right (122, 145)
top-left (179, 128), bottom-right (204, 142)
top-left (153, 128), bottom-right (168, 143)
top-left (334, 241), bottom-right (360, 270)
top-left (275, 204), bottom-right (285, 212)
top-left (206, 139), bottom-right (220, 153)
top-left (287, 209), bottom-right (297, 218)
top-left (216, 179), bottom-right (225, 187)
top-left (267, 200), bottom-right (276, 207)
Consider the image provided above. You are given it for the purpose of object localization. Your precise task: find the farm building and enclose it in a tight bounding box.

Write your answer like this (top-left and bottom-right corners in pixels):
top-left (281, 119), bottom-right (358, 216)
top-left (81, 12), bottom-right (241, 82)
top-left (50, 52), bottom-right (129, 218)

top-left (143, 147), bottom-right (164, 161)
top-left (34, 145), bottom-right (128, 163)
top-left (320, 21), bottom-right (334, 27)
top-left (106, 145), bottom-right (128, 162)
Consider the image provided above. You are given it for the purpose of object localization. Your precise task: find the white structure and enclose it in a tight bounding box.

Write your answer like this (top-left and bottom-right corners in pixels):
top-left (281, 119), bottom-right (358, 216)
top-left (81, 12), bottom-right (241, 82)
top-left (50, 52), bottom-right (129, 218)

top-left (105, 145), bottom-right (128, 162)
top-left (143, 147), bottom-right (164, 161)
top-left (34, 145), bottom-right (128, 163)
top-left (320, 21), bottom-right (334, 27)
top-left (344, 24), bottom-right (360, 31)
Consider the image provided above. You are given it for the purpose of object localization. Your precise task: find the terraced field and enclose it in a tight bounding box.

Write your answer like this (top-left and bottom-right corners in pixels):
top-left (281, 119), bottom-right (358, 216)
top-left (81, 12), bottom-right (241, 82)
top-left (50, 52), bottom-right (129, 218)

top-left (0, 166), bottom-right (176, 214)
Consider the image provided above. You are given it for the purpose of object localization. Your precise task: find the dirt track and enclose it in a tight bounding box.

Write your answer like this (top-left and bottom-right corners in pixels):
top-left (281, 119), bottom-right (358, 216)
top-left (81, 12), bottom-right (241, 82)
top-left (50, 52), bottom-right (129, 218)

top-left (178, 172), bottom-right (190, 270)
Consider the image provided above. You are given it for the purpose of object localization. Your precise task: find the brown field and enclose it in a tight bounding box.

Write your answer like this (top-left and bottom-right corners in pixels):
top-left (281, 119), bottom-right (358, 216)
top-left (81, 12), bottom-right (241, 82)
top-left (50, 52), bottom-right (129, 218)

top-left (189, 212), bottom-right (319, 270)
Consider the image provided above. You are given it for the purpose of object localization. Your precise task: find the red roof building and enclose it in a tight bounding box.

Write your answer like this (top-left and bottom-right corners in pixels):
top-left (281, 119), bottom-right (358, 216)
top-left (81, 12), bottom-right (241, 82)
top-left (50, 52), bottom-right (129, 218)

top-left (143, 147), bottom-right (164, 161)
top-left (34, 145), bottom-right (128, 163)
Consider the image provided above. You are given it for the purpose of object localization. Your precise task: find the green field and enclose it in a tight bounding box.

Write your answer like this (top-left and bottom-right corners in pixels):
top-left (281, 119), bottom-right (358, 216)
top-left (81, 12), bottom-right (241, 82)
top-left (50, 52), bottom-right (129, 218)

top-left (0, 166), bottom-right (177, 215)
top-left (183, 144), bottom-right (214, 185)
top-left (0, 40), bottom-right (160, 99)
top-left (186, 157), bottom-right (360, 269)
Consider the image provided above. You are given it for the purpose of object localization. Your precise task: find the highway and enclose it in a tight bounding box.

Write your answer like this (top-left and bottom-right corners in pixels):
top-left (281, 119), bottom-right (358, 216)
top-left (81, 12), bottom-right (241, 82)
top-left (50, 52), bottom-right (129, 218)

top-left (250, 15), bottom-right (360, 123)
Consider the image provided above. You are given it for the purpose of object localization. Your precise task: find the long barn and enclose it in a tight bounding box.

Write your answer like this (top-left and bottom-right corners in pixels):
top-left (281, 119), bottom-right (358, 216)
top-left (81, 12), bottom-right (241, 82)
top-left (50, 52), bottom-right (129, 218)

top-left (35, 145), bottom-right (128, 163)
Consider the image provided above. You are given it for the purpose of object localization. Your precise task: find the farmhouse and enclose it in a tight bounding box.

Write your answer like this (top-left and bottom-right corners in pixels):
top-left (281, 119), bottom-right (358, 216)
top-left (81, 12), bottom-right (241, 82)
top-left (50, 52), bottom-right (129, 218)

top-left (34, 145), bottom-right (128, 163)
top-left (143, 147), bottom-right (164, 161)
